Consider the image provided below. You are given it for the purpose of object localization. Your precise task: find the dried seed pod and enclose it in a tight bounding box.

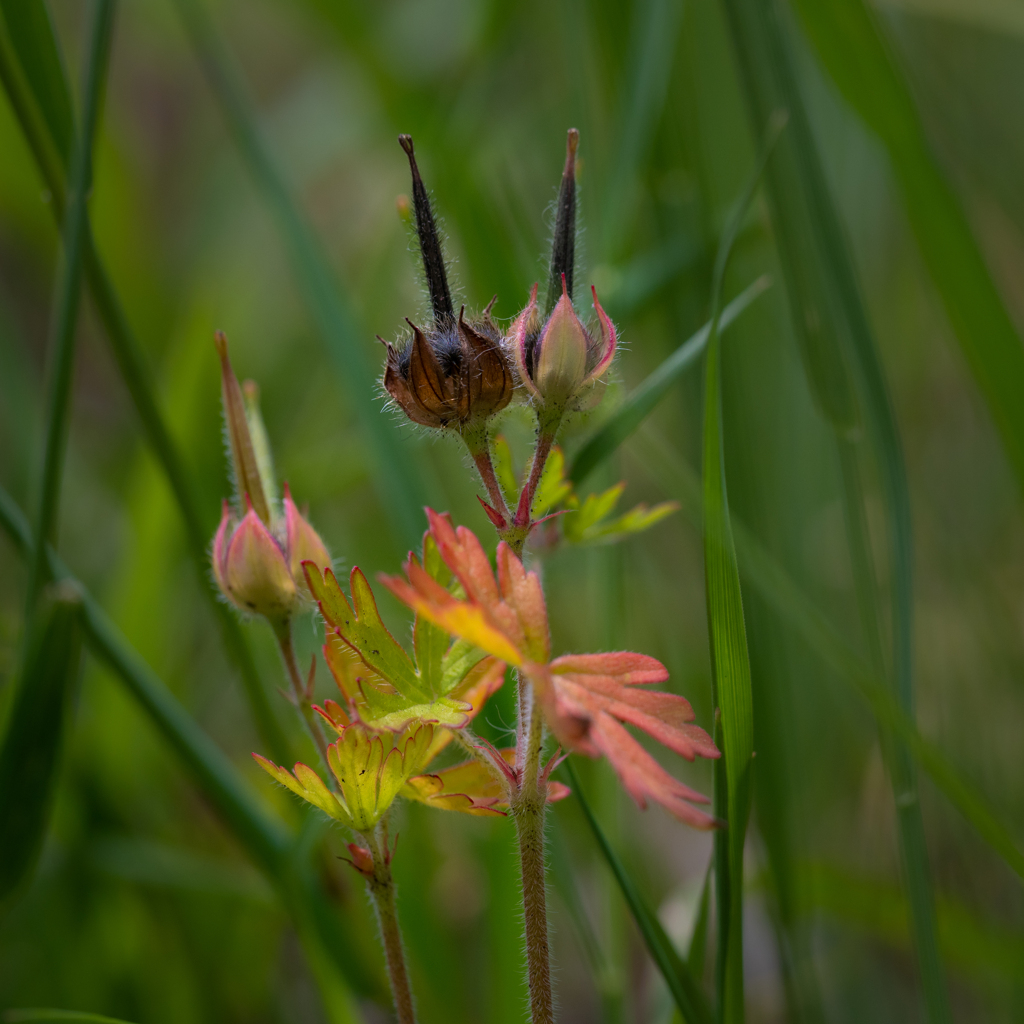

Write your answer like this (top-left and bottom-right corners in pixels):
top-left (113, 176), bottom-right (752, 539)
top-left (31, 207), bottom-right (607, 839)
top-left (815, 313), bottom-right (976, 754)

top-left (383, 306), bottom-right (513, 430)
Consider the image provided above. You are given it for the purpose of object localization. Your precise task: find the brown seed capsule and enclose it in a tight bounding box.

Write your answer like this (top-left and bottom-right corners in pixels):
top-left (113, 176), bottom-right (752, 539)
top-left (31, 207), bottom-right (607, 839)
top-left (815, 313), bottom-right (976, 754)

top-left (383, 305), bottom-right (514, 430)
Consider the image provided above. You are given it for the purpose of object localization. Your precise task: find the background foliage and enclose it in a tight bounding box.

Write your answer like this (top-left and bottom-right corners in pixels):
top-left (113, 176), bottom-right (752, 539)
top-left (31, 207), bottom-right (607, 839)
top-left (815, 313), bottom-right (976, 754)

top-left (1, 0), bottom-right (1024, 1021)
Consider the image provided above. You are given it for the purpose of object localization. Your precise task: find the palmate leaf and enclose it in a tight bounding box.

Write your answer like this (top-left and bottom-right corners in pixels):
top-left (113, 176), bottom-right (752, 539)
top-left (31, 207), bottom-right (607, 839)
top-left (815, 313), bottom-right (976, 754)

top-left (307, 544), bottom-right (497, 731)
top-left (498, 436), bottom-right (680, 548)
top-left (405, 750), bottom-right (570, 818)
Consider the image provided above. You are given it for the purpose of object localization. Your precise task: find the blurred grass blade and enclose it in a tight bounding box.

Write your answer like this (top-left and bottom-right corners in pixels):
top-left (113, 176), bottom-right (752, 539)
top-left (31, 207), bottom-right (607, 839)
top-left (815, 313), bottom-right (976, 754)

top-left (796, 861), bottom-right (1024, 983)
top-left (548, 815), bottom-right (607, 983)
top-left (563, 759), bottom-right (714, 1024)
top-left (702, 112), bottom-right (783, 1024)
top-left (5, 1013), bottom-right (137, 1024)
top-left (687, 862), bottom-right (712, 977)
top-left (0, 2), bottom-right (290, 765)
top-left (25, 0), bottom-right (115, 613)
top-left (0, 583), bottom-right (82, 903)
top-left (601, 0), bottom-right (685, 258)
top-left (636, 428), bottom-right (1024, 882)
top-left (174, 0), bottom-right (428, 548)
top-left (720, 3), bottom-right (949, 1019)
top-left (0, 484), bottom-right (378, 1013)
top-left (0, 0), bottom-right (72, 165)
top-left (793, 0), bottom-right (1024, 496)
top-left (569, 276), bottom-right (770, 487)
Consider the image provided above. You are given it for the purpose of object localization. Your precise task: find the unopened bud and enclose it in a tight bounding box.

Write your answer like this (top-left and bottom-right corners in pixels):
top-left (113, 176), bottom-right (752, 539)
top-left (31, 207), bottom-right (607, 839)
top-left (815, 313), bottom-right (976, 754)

top-left (213, 498), bottom-right (297, 623)
top-left (533, 277), bottom-right (588, 406)
top-left (284, 483), bottom-right (331, 598)
top-left (511, 277), bottom-right (617, 416)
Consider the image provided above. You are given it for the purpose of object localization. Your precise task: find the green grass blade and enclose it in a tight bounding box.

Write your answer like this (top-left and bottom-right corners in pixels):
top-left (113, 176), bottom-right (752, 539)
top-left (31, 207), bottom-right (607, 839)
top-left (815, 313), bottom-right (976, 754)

top-left (4, 1012), bottom-right (138, 1024)
top-left (793, 0), bottom-right (1024, 497)
top-left (563, 759), bottom-right (714, 1024)
top-left (600, 0), bottom-right (685, 259)
top-left (0, 0), bottom-right (73, 165)
top-left (702, 113), bottom-right (782, 1024)
top-left (0, 484), bottom-right (380, 1008)
top-left (687, 861), bottom-right (712, 977)
top-left (569, 276), bottom-right (770, 487)
top-left (0, 5), bottom-right (291, 766)
top-left (0, 583), bottom-right (82, 903)
top-left (636, 429), bottom-right (1024, 883)
top-left (795, 861), bottom-right (1024, 983)
top-left (720, 4), bottom-right (950, 1019)
top-left (174, 0), bottom-right (428, 548)
top-left (25, 0), bottom-right (115, 613)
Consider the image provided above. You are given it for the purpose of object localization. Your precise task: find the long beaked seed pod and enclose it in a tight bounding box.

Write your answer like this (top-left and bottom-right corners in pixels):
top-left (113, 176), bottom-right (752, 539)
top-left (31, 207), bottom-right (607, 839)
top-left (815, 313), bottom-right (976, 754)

top-left (398, 134), bottom-right (454, 326)
top-left (545, 128), bottom-right (578, 316)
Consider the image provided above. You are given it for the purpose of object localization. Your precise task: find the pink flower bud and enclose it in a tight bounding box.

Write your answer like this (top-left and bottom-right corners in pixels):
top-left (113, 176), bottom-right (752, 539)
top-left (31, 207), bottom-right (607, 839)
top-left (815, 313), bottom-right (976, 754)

top-left (511, 276), bottom-right (617, 414)
top-left (212, 487), bottom-right (332, 624)
top-left (284, 483), bottom-right (331, 599)
top-left (214, 498), bottom-right (297, 622)
top-left (533, 282), bottom-right (588, 406)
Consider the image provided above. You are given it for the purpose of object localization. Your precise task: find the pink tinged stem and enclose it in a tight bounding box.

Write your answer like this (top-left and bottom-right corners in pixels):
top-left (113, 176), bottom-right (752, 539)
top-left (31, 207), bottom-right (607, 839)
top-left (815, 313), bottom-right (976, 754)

top-left (275, 621), bottom-right (332, 777)
top-left (365, 826), bottom-right (417, 1024)
top-left (511, 673), bottom-right (555, 1024)
top-left (513, 431), bottom-right (558, 533)
top-left (462, 425), bottom-right (511, 525)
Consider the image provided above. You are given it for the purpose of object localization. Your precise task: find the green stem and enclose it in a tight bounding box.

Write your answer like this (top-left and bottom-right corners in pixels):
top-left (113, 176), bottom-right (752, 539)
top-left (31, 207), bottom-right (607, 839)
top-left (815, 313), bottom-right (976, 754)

top-left (364, 826), bottom-right (417, 1024)
top-left (275, 621), bottom-right (331, 776)
top-left (25, 0), bottom-right (115, 615)
top-left (510, 681), bottom-right (554, 1024)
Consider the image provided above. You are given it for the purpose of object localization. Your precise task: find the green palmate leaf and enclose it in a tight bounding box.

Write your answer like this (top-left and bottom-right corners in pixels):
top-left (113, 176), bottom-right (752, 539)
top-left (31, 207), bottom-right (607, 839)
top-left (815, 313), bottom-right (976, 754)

top-left (0, 1), bottom-right (291, 765)
top-left (793, 0), bottom-right (1024, 496)
top-left (530, 446), bottom-right (573, 518)
top-left (701, 114), bottom-right (782, 1024)
top-left (0, 583), bottom-right (82, 903)
top-left (310, 537), bottom-right (491, 719)
top-left (564, 760), bottom-right (714, 1024)
top-left (721, 3), bottom-right (949, 1019)
top-left (0, 485), bottom-right (381, 1009)
top-left (174, 0), bottom-right (429, 548)
top-left (310, 566), bottom-right (426, 701)
top-left (569, 276), bottom-right (771, 487)
top-left (562, 482), bottom-right (679, 546)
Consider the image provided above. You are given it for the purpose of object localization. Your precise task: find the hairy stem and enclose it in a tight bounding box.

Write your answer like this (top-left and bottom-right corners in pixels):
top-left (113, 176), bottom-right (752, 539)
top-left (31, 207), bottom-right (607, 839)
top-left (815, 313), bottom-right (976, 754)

top-left (506, 427), bottom-right (560, 558)
top-left (275, 621), bottom-right (331, 774)
top-left (365, 826), bottom-right (417, 1024)
top-left (511, 679), bottom-right (554, 1023)
top-left (462, 425), bottom-right (511, 522)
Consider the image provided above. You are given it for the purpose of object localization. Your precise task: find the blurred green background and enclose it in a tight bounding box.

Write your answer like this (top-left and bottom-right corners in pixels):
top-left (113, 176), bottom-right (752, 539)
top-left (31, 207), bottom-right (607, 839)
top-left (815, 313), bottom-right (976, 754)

top-left (2, 0), bottom-right (1024, 1021)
